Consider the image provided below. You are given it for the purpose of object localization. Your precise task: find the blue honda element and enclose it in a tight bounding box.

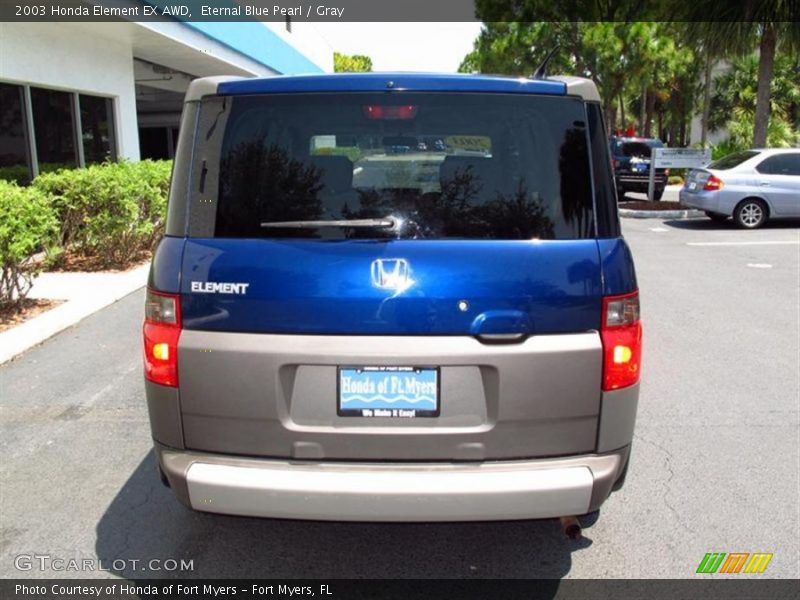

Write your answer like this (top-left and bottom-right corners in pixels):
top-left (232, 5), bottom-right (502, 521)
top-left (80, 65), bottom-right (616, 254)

top-left (143, 73), bottom-right (641, 529)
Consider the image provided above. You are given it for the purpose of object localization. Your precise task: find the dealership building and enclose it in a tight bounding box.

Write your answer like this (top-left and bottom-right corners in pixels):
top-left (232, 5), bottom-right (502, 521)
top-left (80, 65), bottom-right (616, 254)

top-left (0, 15), bottom-right (332, 183)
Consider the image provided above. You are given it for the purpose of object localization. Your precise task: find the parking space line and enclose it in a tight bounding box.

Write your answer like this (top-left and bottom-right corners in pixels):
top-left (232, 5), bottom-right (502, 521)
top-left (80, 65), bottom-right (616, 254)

top-left (686, 241), bottom-right (800, 247)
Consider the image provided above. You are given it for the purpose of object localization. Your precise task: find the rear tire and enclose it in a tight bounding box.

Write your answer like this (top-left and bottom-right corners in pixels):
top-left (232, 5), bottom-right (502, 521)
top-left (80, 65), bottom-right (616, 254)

top-left (705, 211), bottom-right (728, 223)
top-left (734, 198), bottom-right (768, 229)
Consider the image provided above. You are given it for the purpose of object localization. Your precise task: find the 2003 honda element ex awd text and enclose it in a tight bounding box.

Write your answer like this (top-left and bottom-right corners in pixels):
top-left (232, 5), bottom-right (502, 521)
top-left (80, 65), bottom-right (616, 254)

top-left (143, 73), bottom-right (642, 526)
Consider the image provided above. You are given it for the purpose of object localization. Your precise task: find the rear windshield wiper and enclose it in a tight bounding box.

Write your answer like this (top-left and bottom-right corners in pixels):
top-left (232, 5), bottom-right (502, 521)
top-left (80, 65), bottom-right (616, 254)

top-left (260, 218), bottom-right (397, 229)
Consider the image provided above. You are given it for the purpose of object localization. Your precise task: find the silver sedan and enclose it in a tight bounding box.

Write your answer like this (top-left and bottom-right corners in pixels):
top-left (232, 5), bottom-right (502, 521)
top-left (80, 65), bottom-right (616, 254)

top-left (680, 149), bottom-right (800, 228)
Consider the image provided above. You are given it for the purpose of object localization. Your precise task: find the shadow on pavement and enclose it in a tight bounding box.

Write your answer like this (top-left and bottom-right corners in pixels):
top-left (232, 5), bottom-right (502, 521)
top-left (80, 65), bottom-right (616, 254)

top-left (662, 218), bottom-right (800, 231)
top-left (95, 452), bottom-right (592, 582)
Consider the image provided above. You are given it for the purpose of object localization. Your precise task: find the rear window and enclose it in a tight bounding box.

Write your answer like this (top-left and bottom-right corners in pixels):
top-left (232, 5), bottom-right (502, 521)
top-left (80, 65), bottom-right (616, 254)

top-left (709, 151), bottom-right (759, 170)
top-left (190, 92), bottom-right (595, 240)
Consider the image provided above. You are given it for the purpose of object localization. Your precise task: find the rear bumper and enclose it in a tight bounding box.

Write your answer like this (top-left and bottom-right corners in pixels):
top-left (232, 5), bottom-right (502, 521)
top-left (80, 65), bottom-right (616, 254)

top-left (679, 189), bottom-right (722, 213)
top-left (617, 175), bottom-right (666, 191)
top-left (156, 444), bottom-right (629, 521)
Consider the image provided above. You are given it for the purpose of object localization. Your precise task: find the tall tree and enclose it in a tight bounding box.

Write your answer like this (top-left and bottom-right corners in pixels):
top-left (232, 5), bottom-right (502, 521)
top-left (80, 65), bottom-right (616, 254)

top-left (700, 52), bottom-right (714, 145)
top-left (683, 5), bottom-right (800, 147)
top-left (709, 52), bottom-right (800, 148)
top-left (460, 19), bottom-right (695, 136)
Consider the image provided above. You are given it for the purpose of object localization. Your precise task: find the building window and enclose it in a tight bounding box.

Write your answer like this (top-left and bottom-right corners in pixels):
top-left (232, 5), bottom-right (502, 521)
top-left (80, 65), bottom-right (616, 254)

top-left (79, 94), bottom-right (116, 164)
top-left (0, 82), bottom-right (32, 184)
top-left (30, 86), bottom-right (77, 171)
top-left (0, 82), bottom-right (118, 182)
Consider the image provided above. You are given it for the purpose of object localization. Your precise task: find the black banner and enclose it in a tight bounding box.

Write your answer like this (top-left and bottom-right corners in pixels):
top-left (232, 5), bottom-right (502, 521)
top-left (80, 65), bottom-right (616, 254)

top-left (4, 0), bottom-right (479, 22)
top-left (2, 579), bottom-right (800, 600)
top-left (3, 0), bottom-right (798, 22)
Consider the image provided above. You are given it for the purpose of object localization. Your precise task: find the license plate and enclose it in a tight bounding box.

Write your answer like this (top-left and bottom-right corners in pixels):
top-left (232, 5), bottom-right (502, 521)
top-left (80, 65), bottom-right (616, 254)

top-left (337, 366), bottom-right (440, 418)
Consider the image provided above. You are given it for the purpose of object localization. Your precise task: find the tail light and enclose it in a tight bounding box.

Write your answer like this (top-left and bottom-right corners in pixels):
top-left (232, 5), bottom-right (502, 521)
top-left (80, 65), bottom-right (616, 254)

top-left (601, 291), bottom-right (642, 391)
top-left (703, 174), bottom-right (724, 191)
top-left (143, 289), bottom-right (181, 387)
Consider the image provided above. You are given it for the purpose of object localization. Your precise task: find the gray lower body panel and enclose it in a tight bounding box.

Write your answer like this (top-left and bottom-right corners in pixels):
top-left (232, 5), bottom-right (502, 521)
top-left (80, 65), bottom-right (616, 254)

top-left (175, 332), bottom-right (606, 460)
top-left (597, 383), bottom-right (639, 453)
top-left (157, 445), bottom-right (628, 521)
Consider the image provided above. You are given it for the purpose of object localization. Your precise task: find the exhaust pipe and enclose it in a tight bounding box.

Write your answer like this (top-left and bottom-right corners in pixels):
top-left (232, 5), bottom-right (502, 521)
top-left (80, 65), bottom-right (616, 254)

top-left (559, 516), bottom-right (582, 540)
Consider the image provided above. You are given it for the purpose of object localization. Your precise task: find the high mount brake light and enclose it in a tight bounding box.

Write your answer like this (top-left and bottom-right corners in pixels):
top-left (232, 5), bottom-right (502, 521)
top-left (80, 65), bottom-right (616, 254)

top-left (601, 291), bottom-right (642, 391)
top-left (363, 105), bottom-right (418, 120)
top-left (143, 289), bottom-right (181, 387)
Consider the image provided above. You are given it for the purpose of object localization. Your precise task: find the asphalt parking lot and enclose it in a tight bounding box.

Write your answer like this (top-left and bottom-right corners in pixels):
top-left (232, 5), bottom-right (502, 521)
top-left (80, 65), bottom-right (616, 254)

top-left (0, 216), bottom-right (798, 580)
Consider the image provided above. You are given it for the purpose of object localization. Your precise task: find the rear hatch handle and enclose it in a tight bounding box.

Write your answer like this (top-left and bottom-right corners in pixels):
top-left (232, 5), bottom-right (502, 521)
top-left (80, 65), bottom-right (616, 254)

top-left (475, 333), bottom-right (528, 344)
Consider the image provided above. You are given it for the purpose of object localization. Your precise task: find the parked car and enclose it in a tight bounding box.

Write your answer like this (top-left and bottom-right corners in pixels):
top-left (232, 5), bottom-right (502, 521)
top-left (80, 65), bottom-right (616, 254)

top-left (680, 149), bottom-right (800, 228)
top-left (609, 136), bottom-right (668, 201)
top-left (144, 73), bottom-right (641, 530)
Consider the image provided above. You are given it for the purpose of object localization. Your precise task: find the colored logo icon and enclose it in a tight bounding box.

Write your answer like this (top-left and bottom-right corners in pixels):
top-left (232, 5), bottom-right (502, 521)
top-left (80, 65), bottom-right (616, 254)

top-left (696, 552), bottom-right (773, 574)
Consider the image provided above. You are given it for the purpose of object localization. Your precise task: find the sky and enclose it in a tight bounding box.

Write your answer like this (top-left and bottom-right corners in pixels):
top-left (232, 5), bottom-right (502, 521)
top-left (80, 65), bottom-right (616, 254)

top-left (312, 23), bottom-right (484, 73)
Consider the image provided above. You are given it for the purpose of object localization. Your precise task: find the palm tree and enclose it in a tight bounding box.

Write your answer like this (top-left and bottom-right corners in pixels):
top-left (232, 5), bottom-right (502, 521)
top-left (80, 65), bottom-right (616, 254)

top-left (708, 53), bottom-right (800, 148)
top-left (682, 5), bottom-right (800, 148)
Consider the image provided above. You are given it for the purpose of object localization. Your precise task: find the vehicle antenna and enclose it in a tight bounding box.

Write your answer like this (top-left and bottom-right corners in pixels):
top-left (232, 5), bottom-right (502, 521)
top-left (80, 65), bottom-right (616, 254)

top-left (532, 45), bottom-right (560, 79)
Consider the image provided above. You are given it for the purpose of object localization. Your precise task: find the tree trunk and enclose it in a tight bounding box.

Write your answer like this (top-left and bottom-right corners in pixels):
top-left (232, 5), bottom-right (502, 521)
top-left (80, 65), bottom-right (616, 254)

top-left (645, 90), bottom-right (656, 138)
top-left (753, 22), bottom-right (776, 147)
top-left (668, 120), bottom-right (676, 147)
top-left (679, 117), bottom-right (687, 147)
top-left (701, 52), bottom-right (713, 147)
top-left (608, 105), bottom-right (618, 136)
top-left (619, 91), bottom-right (626, 132)
top-left (679, 100), bottom-right (688, 146)
top-left (640, 84), bottom-right (647, 135)
top-left (604, 105), bottom-right (614, 134)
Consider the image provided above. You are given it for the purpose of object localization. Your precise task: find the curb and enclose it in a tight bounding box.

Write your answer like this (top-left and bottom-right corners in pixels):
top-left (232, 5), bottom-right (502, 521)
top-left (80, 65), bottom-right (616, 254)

top-left (0, 264), bottom-right (149, 365)
top-left (619, 208), bottom-right (704, 219)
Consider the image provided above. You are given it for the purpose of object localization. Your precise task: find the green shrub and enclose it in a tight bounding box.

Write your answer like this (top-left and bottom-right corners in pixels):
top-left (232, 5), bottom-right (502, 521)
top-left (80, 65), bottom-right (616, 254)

top-left (0, 163), bottom-right (78, 186)
top-left (32, 160), bottom-right (172, 265)
top-left (0, 165), bottom-right (32, 185)
top-left (0, 181), bottom-right (58, 307)
top-left (710, 139), bottom-right (746, 161)
top-left (38, 162), bottom-right (75, 175)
